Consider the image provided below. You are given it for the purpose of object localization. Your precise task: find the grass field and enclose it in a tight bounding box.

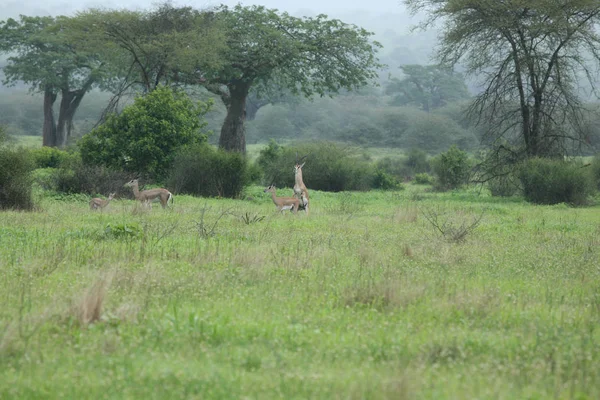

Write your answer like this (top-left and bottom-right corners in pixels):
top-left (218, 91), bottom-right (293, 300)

top-left (1, 184), bottom-right (600, 399)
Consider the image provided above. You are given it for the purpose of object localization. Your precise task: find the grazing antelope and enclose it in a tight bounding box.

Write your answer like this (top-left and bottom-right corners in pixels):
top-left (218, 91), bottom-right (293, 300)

top-left (293, 153), bottom-right (309, 215)
top-left (264, 184), bottom-right (300, 214)
top-left (89, 193), bottom-right (115, 211)
top-left (124, 179), bottom-right (173, 209)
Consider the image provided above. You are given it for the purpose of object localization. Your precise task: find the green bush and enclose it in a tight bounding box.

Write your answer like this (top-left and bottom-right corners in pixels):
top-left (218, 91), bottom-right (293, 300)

top-left (488, 175), bottom-right (520, 197)
top-left (518, 158), bottom-right (594, 205)
top-left (29, 146), bottom-right (75, 169)
top-left (375, 157), bottom-right (411, 182)
top-left (168, 143), bottom-right (251, 198)
top-left (405, 148), bottom-right (430, 174)
top-left (591, 154), bottom-right (600, 190)
top-left (430, 145), bottom-right (472, 191)
top-left (54, 155), bottom-right (134, 196)
top-left (372, 169), bottom-right (403, 190)
top-left (414, 173), bottom-right (434, 185)
top-left (79, 86), bottom-right (211, 180)
top-left (256, 141), bottom-right (375, 192)
top-left (0, 145), bottom-right (34, 210)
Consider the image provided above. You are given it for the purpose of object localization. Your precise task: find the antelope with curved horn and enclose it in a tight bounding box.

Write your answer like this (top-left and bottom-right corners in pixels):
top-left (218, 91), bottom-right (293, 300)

top-left (89, 193), bottom-right (115, 211)
top-left (264, 184), bottom-right (300, 214)
top-left (124, 179), bottom-right (173, 209)
top-left (293, 153), bottom-right (309, 215)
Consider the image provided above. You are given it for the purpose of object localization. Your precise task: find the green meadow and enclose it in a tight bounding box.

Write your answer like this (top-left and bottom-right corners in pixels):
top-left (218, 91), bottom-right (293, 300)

top-left (1, 185), bottom-right (599, 399)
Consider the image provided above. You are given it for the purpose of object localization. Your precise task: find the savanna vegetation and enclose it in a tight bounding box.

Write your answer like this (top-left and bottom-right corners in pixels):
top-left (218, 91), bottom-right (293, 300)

top-left (2, 0), bottom-right (600, 398)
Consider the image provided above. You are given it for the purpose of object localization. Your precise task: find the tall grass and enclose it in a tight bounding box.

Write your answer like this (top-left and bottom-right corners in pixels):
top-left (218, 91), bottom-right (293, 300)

top-left (0, 186), bottom-right (599, 399)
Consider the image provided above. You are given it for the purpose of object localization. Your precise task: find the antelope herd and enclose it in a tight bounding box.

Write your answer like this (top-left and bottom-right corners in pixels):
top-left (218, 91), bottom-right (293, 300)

top-left (91, 155), bottom-right (310, 215)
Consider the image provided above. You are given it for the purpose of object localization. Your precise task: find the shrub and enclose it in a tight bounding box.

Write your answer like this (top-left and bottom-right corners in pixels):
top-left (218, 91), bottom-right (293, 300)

top-left (430, 145), bottom-right (472, 191)
top-left (591, 154), bottom-right (600, 190)
top-left (405, 148), bottom-right (430, 174)
top-left (168, 143), bottom-right (250, 198)
top-left (0, 145), bottom-right (34, 210)
top-left (256, 141), bottom-right (375, 192)
top-left (518, 158), bottom-right (594, 205)
top-left (375, 157), bottom-right (411, 182)
top-left (79, 86), bottom-right (211, 180)
top-left (55, 155), bottom-right (134, 196)
top-left (29, 146), bottom-right (75, 169)
top-left (488, 175), bottom-right (520, 197)
top-left (372, 169), bottom-right (403, 190)
top-left (414, 173), bottom-right (434, 185)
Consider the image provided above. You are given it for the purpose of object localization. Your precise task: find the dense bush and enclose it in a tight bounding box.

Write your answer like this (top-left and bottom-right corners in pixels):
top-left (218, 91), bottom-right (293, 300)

top-left (29, 146), bottom-right (76, 169)
top-left (405, 148), bottom-right (430, 173)
top-left (375, 157), bottom-right (411, 182)
top-left (488, 174), bottom-right (520, 197)
top-left (430, 145), bottom-right (472, 191)
top-left (0, 145), bottom-right (34, 210)
top-left (372, 169), bottom-right (403, 190)
top-left (54, 155), bottom-right (134, 196)
top-left (79, 86), bottom-right (211, 180)
top-left (591, 154), bottom-right (600, 190)
top-left (256, 141), bottom-right (375, 192)
top-left (168, 143), bottom-right (251, 198)
top-left (414, 173), bottom-right (434, 185)
top-left (518, 158), bottom-right (595, 205)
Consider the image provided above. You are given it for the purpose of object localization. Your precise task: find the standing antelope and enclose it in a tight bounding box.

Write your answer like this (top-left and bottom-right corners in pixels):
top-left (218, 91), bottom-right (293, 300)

top-left (89, 193), bottom-right (115, 211)
top-left (293, 154), bottom-right (309, 215)
top-left (264, 184), bottom-right (300, 214)
top-left (124, 179), bottom-right (173, 209)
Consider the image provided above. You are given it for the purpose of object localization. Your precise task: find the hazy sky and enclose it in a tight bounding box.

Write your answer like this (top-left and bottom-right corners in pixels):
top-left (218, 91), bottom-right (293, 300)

top-left (1, 0), bottom-right (408, 18)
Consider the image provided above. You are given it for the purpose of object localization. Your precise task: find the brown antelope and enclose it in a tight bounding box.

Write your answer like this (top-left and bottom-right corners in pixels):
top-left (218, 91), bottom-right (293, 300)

top-left (89, 193), bottom-right (115, 211)
top-left (293, 154), bottom-right (309, 215)
top-left (124, 179), bottom-right (173, 209)
top-left (264, 184), bottom-right (300, 214)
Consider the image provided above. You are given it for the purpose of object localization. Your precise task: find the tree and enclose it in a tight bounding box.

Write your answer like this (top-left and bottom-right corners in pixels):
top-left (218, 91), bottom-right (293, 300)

top-left (0, 15), bottom-right (108, 147)
top-left (203, 5), bottom-right (382, 152)
top-left (405, 0), bottom-right (600, 159)
top-left (74, 4), bottom-right (225, 118)
top-left (78, 86), bottom-right (211, 180)
top-left (385, 64), bottom-right (470, 112)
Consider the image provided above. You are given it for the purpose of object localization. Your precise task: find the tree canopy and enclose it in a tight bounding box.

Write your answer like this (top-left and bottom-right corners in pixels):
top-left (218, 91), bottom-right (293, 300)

top-left (202, 5), bottom-right (383, 152)
top-left (0, 15), bottom-right (109, 147)
top-left (385, 64), bottom-right (470, 112)
top-left (405, 0), bottom-right (600, 160)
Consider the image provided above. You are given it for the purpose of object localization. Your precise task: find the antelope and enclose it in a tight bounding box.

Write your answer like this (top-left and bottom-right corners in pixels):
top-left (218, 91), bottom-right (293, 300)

top-left (124, 179), bottom-right (173, 209)
top-left (293, 153), bottom-right (309, 215)
top-left (264, 184), bottom-right (300, 214)
top-left (89, 193), bottom-right (115, 211)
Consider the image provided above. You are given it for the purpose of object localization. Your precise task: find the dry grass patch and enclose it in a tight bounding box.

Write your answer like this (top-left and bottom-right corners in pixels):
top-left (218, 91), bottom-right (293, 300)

top-left (70, 273), bottom-right (113, 326)
top-left (341, 281), bottom-right (427, 311)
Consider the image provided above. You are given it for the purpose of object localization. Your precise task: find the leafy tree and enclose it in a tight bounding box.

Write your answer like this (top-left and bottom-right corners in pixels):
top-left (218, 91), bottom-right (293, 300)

top-left (0, 15), bottom-right (108, 147)
top-left (79, 86), bottom-right (211, 180)
top-left (405, 0), bottom-right (600, 159)
top-left (76, 4), bottom-right (225, 99)
top-left (203, 5), bottom-right (382, 152)
top-left (385, 64), bottom-right (470, 112)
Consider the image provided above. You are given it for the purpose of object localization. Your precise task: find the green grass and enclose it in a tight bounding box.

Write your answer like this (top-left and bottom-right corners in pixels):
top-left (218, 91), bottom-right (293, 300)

top-left (1, 185), bottom-right (600, 399)
top-left (9, 135), bottom-right (42, 148)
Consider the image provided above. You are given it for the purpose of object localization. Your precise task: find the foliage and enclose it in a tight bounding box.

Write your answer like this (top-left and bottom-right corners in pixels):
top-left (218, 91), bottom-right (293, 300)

top-left (79, 86), bottom-right (210, 180)
top-left (256, 141), bottom-right (375, 192)
top-left (0, 145), bottom-right (34, 210)
top-left (414, 173), bottom-right (434, 185)
top-left (405, 148), bottom-right (430, 173)
top-left (488, 175), bottom-right (520, 197)
top-left (167, 143), bottom-right (250, 198)
top-left (385, 64), bottom-right (470, 112)
top-left (371, 169), bottom-right (403, 190)
top-left (375, 157), bottom-right (411, 182)
top-left (29, 147), bottom-right (76, 169)
top-left (54, 155), bottom-right (133, 196)
top-left (518, 158), bottom-right (595, 206)
top-left (203, 4), bottom-right (383, 151)
top-left (404, 0), bottom-right (600, 158)
top-left (430, 145), bottom-right (472, 191)
top-left (0, 15), bottom-right (109, 146)
top-left (77, 4), bottom-right (225, 94)
top-left (591, 154), bottom-right (600, 190)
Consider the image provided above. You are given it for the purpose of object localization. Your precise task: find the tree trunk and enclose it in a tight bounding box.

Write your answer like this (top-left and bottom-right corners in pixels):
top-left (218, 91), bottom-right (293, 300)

top-left (219, 81), bottom-right (250, 152)
top-left (42, 87), bottom-right (57, 147)
top-left (56, 89), bottom-right (86, 147)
